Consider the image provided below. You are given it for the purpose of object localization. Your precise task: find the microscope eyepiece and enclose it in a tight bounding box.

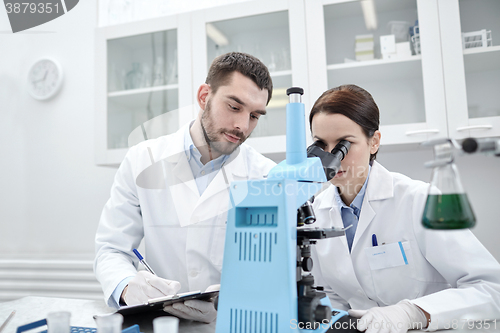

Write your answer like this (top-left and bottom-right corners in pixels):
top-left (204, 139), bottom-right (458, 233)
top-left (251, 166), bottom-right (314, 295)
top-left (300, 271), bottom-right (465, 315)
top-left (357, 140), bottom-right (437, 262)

top-left (286, 87), bottom-right (304, 96)
top-left (307, 140), bottom-right (351, 181)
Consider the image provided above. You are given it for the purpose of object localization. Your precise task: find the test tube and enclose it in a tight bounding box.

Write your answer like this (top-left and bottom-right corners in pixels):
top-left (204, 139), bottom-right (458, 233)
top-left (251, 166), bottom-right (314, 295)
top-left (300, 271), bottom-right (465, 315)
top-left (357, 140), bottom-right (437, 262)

top-left (46, 311), bottom-right (71, 333)
top-left (95, 313), bottom-right (123, 333)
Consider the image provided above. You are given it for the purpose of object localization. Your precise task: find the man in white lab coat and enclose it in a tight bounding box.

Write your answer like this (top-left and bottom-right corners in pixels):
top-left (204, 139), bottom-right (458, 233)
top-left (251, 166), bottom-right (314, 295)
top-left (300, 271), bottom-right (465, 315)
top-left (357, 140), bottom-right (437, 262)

top-left (94, 52), bottom-right (276, 323)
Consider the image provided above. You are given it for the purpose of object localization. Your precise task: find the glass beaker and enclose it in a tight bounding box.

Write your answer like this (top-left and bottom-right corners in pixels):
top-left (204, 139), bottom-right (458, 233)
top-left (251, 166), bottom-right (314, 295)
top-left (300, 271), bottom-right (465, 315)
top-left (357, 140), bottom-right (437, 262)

top-left (47, 311), bottom-right (71, 333)
top-left (153, 316), bottom-right (179, 333)
top-left (422, 140), bottom-right (476, 229)
top-left (95, 313), bottom-right (123, 333)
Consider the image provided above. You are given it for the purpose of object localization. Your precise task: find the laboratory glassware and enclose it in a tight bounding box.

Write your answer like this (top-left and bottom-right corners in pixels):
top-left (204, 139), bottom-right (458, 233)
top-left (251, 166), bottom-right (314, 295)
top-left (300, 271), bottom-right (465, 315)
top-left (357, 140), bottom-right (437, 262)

top-left (422, 139), bottom-right (476, 229)
top-left (46, 311), bottom-right (70, 333)
top-left (153, 316), bottom-right (178, 333)
top-left (96, 313), bottom-right (123, 333)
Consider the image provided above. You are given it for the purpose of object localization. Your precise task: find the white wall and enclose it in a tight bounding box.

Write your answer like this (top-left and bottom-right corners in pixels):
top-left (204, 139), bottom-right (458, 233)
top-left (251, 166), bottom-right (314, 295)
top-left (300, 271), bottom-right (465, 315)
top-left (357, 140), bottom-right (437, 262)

top-left (0, 0), bottom-right (116, 259)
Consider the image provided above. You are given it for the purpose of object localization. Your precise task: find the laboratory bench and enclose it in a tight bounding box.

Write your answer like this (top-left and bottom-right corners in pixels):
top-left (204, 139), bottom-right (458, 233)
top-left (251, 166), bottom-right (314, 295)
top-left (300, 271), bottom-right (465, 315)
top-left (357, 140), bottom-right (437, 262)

top-left (0, 296), bottom-right (214, 333)
top-left (0, 296), bottom-right (498, 333)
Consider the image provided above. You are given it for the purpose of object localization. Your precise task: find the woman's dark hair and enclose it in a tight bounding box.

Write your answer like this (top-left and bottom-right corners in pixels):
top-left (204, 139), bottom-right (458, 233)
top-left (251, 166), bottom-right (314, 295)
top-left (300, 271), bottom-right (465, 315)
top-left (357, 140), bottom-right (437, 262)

top-left (309, 84), bottom-right (380, 161)
top-left (206, 52), bottom-right (273, 105)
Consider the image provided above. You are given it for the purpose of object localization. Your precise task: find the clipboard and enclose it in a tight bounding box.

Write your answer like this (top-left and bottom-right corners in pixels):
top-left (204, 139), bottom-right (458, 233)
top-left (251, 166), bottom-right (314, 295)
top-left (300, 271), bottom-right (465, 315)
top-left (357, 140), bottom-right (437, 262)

top-left (114, 290), bottom-right (219, 316)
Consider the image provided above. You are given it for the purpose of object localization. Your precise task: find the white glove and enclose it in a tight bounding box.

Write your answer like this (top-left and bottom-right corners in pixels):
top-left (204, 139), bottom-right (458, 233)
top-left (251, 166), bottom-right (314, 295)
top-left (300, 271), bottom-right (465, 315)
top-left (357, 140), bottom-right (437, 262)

top-left (123, 271), bottom-right (181, 306)
top-left (348, 300), bottom-right (428, 333)
top-left (163, 284), bottom-right (220, 323)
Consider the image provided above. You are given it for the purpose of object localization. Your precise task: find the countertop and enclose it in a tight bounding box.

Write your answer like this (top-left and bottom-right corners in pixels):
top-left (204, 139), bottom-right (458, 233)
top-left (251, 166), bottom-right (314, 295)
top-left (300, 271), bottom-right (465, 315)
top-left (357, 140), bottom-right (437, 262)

top-left (1, 296), bottom-right (498, 333)
top-left (0, 296), bottom-right (215, 333)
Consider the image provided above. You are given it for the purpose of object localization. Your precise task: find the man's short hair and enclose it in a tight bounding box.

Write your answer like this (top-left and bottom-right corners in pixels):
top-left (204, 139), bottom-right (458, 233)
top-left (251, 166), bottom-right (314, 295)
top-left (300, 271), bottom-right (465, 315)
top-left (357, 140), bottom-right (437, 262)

top-left (205, 52), bottom-right (273, 105)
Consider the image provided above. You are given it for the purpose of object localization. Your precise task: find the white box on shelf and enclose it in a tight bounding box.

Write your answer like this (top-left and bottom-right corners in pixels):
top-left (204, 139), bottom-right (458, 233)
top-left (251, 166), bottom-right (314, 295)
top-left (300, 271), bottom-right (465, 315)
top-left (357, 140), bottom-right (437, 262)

top-left (380, 34), bottom-right (396, 54)
top-left (355, 34), bottom-right (374, 61)
top-left (355, 41), bottom-right (375, 51)
top-left (355, 34), bottom-right (374, 43)
top-left (396, 41), bottom-right (412, 58)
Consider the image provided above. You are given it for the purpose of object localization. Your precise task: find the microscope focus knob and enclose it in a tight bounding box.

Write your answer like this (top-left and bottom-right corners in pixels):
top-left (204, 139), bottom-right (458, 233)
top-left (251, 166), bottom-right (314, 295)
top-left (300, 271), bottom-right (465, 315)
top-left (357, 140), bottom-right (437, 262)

top-left (301, 257), bottom-right (313, 271)
top-left (314, 305), bottom-right (331, 323)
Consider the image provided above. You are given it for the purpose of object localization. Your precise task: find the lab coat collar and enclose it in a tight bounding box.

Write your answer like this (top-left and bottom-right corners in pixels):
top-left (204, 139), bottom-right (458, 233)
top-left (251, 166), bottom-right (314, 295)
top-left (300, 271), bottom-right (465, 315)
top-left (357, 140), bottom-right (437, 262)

top-left (192, 145), bottom-right (248, 210)
top-left (365, 161), bottom-right (394, 201)
top-left (165, 123), bottom-right (199, 195)
top-left (165, 123), bottom-right (192, 163)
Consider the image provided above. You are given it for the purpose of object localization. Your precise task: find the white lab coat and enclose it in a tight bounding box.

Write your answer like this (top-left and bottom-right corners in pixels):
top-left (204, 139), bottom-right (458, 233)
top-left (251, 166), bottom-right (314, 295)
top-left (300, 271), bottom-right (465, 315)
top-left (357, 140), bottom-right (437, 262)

top-left (94, 123), bottom-right (276, 307)
top-left (311, 161), bottom-right (500, 329)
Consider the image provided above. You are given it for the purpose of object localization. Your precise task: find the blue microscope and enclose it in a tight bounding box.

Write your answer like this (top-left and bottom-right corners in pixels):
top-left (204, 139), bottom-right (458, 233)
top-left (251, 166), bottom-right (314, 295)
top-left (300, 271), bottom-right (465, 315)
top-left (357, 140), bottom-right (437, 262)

top-left (215, 87), bottom-right (350, 332)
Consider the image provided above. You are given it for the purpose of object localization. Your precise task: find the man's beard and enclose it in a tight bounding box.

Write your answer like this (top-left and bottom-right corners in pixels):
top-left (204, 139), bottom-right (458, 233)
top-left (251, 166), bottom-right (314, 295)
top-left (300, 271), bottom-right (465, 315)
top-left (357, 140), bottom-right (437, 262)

top-left (201, 99), bottom-right (249, 155)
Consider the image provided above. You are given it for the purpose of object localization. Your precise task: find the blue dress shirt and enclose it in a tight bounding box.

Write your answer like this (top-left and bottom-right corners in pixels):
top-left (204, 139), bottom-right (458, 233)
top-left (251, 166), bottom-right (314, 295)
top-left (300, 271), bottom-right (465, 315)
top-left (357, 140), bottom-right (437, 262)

top-left (333, 165), bottom-right (371, 253)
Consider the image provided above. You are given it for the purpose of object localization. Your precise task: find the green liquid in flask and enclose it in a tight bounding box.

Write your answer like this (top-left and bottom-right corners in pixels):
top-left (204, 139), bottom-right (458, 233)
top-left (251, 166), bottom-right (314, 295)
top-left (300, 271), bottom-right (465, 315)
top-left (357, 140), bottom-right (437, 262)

top-left (422, 194), bottom-right (476, 229)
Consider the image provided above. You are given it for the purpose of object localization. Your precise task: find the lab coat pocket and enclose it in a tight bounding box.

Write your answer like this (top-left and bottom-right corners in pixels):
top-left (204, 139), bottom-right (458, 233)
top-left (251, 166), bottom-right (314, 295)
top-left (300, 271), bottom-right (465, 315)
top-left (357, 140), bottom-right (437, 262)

top-left (366, 241), bottom-right (418, 305)
top-left (364, 241), bottom-right (409, 271)
top-left (209, 214), bottom-right (227, 269)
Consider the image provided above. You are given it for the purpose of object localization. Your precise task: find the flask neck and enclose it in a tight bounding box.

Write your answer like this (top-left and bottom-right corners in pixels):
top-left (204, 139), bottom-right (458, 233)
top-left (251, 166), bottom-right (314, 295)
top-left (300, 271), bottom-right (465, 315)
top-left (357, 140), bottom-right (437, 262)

top-left (429, 163), bottom-right (465, 195)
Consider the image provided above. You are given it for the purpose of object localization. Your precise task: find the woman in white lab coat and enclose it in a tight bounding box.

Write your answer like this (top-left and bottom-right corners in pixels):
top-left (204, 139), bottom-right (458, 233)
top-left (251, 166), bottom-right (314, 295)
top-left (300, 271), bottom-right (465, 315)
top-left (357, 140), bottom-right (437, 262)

top-left (309, 84), bottom-right (500, 333)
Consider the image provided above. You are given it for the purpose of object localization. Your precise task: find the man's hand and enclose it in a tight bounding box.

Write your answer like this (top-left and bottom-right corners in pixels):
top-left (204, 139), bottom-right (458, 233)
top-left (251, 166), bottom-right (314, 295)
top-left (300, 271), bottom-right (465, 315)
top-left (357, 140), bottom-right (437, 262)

top-left (348, 300), bottom-right (428, 333)
top-left (122, 271), bottom-right (181, 306)
top-left (163, 284), bottom-right (220, 323)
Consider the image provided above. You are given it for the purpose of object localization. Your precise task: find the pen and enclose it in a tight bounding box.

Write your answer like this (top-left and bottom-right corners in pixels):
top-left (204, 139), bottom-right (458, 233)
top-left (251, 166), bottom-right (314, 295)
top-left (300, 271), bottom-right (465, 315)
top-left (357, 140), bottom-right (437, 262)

top-left (133, 249), bottom-right (156, 275)
top-left (0, 311), bottom-right (15, 333)
top-left (372, 234), bottom-right (378, 247)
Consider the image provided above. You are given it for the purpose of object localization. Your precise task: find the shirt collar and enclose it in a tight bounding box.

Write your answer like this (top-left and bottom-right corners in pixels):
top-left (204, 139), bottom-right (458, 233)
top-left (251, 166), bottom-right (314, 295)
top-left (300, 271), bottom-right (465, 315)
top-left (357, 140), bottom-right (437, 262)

top-left (184, 121), bottom-right (229, 169)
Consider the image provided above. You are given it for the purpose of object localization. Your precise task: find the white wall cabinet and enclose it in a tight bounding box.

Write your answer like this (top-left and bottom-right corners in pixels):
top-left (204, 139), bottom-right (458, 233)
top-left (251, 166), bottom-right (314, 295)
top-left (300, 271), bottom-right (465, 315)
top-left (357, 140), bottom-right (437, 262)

top-left (95, 14), bottom-right (194, 165)
top-left (438, 0), bottom-right (500, 140)
top-left (95, 0), bottom-right (499, 166)
top-left (305, 0), bottom-right (449, 146)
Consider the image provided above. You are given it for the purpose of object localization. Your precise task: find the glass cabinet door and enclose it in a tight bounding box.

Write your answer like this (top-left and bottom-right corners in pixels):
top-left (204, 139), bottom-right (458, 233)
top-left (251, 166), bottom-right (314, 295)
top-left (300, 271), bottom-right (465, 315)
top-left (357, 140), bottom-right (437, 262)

top-left (107, 29), bottom-right (178, 150)
top-left (459, 0), bottom-right (500, 120)
top-left (324, 0), bottom-right (424, 126)
top-left (205, 10), bottom-right (291, 138)
top-left (306, 0), bottom-right (448, 145)
top-left (439, 0), bottom-right (500, 139)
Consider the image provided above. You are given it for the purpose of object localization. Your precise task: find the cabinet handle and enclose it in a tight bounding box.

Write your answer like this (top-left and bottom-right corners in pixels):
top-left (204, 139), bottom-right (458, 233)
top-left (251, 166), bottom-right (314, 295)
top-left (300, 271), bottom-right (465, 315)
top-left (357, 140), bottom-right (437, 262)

top-left (405, 129), bottom-right (440, 136)
top-left (456, 125), bottom-right (493, 132)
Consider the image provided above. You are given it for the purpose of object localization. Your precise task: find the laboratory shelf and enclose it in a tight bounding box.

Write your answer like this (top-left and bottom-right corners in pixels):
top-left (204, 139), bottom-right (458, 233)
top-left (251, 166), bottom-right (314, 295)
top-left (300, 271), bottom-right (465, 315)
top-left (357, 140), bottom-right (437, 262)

top-left (108, 87), bottom-right (178, 110)
top-left (269, 70), bottom-right (292, 77)
top-left (463, 45), bottom-right (500, 73)
top-left (107, 84), bottom-right (179, 97)
top-left (327, 55), bottom-right (423, 83)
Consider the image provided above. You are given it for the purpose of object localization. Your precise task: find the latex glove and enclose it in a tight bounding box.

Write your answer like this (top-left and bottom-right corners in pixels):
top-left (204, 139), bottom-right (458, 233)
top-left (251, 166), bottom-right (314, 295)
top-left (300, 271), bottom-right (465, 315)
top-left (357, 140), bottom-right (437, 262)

top-left (123, 271), bottom-right (181, 306)
top-left (205, 284), bottom-right (220, 292)
top-left (163, 284), bottom-right (219, 323)
top-left (348, 300), bottom-right (427, 333)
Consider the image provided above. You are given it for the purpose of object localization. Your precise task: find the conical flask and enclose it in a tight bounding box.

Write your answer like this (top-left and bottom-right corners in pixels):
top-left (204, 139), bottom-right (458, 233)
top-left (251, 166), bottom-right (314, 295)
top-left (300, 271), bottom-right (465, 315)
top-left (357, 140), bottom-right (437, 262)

top-left (421, 139), bottom-right (476, 229)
